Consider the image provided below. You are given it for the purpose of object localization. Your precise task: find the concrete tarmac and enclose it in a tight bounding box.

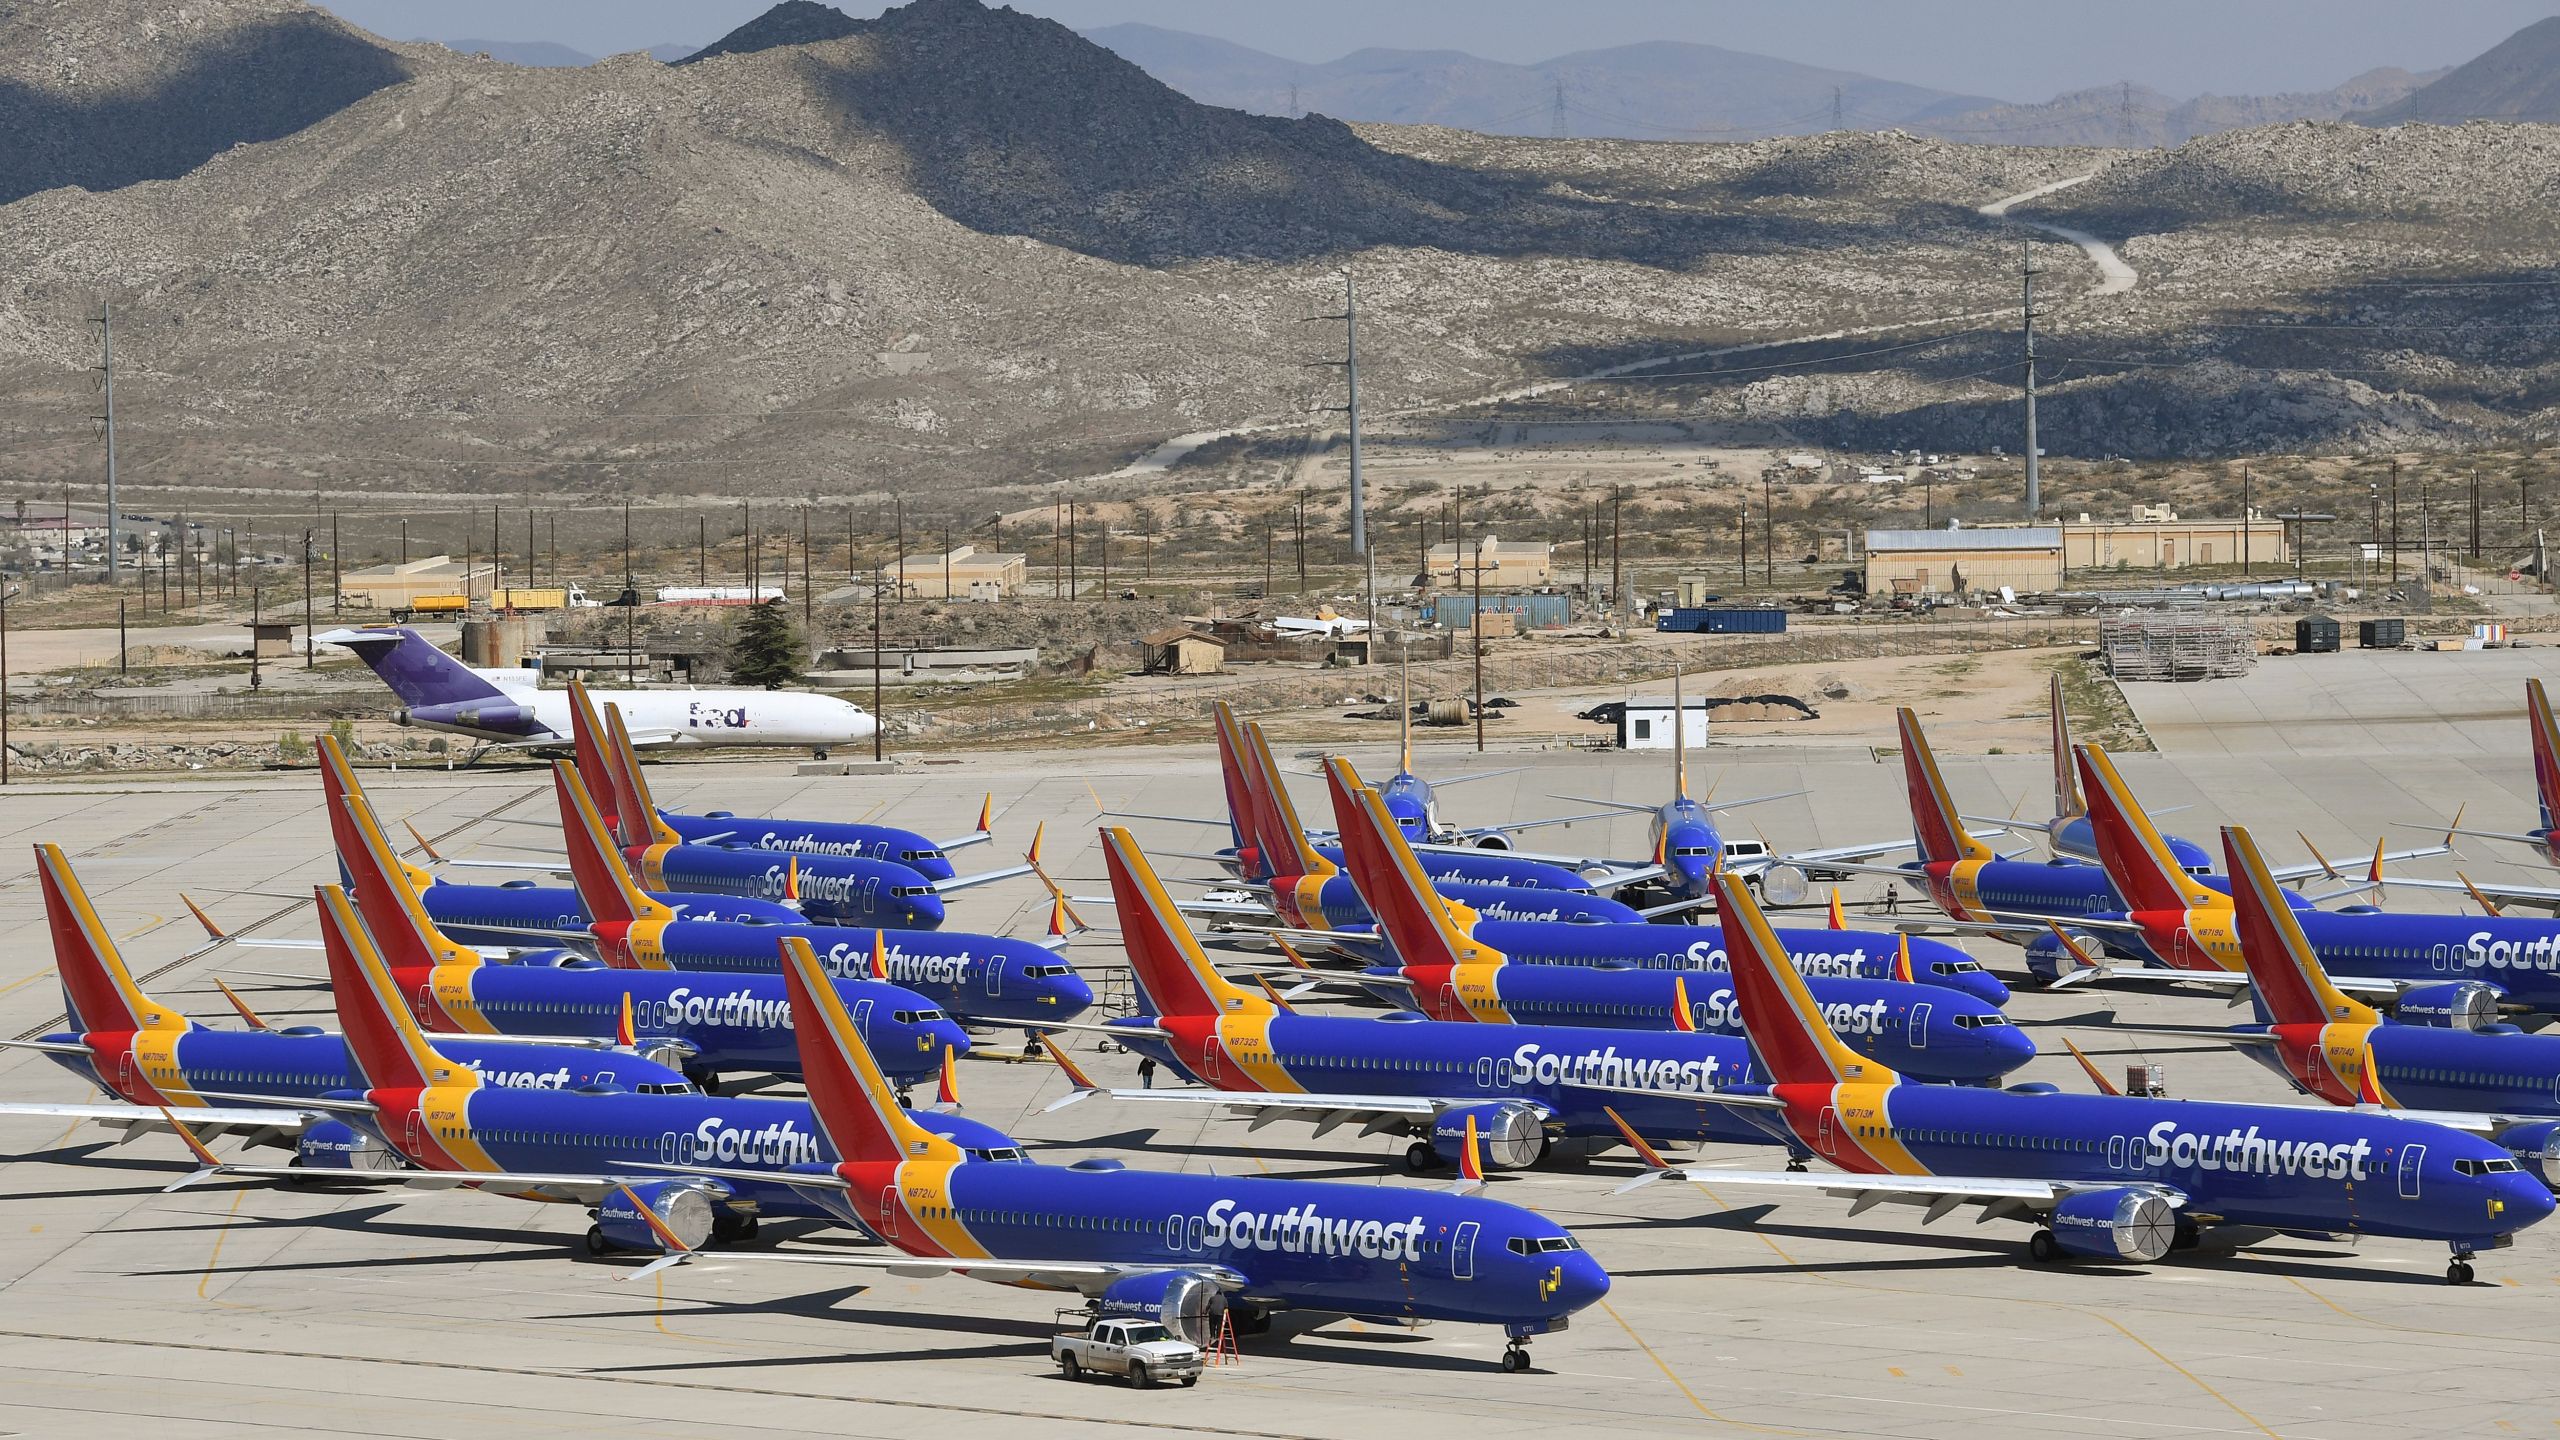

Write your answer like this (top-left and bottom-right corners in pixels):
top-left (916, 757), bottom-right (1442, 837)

top-left (3, 666), bottom-right (2559, 1437)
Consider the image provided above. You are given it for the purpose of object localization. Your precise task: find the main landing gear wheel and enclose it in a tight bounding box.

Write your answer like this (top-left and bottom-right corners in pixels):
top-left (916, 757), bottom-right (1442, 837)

top-left (813, 747), bottom-right (831, 760)
top-left (1501, 1344), bottom-right (1532, 1373)
top-left (1404, 1141), bottom-right (1437, 1174)
top-left (2028, 1228), bottom-right (2061, 1264)
top-left (584, 1225), bottom-right (611, 1258)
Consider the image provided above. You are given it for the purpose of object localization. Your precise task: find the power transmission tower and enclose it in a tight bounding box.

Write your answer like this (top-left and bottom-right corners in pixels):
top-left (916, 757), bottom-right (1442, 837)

top-left (94, 301), bottom-right (119, 580)
top-left (1551, 78), bottom-right (1568, 139)
top-left (2020, 242), bottom-right (2044, 518)
top-left (1287, 83), bottom-right (1300, 119)
top-left (1832, 85), bottom-right (1844, 131)
top-left (2118, 81), bottom-right (2135, 147)
top-left (1301, 273), bottom-right (1373, 649)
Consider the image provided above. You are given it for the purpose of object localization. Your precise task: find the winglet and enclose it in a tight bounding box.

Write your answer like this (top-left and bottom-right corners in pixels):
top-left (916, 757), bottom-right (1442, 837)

top-left (869, 929), bottom-right (889, 982)
top-left (2060, 1036), bottom-right (2123, 1097)
top-left (402, 820), bottom-right (446, 864)
top-left (155, 1106), bottom-right (229, 1191)
top-left (1669, 975), bottom-right (1697, 1032)
top-left (1890, 932), bottom-right (1914, 985)
top-left (213, 978), bottom-right (269, 1031)
top-left (2457, 872), bottom-right (2506, 918)
top-left (784, 855), bottom-right (801, 904)
top-left (180, 893), bottom-right (226, 942)
top-left (2040, 921), bottom-right (2107, 981)
top-left (1826, 889), bottom-right (1846, 930)
top-left (1602, 1104), bottom-right (1671, 1171)
top-left (1025, 821), bottom-right (1045, 871)
top-left (1273, 935), bottom-right (1317, 972)
top-left (973, 793), bottom-right (994, 837)
top-left (2365, 836), bottom-right (2388, 902)
top-left (2444, 802), bottom-right (2468, 857)
top-left (615, 991), bottom-right (636, 1049)
top-left (1037, 1032), bottom-right (1099, 1092)
top-left (935, 1044), bottom-right (960, 1108)
top-left (1250, 973), bottom-right (1299, 1013)
top-left (1456, 1113), bottom-right (1485, 1189)
top-left (2295, 830), bottom-right (2343, 882)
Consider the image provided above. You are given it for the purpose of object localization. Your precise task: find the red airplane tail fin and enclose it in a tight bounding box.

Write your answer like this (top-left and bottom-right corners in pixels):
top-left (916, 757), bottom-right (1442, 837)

top-left (2222, 826), bottom-right (2378, 1028)
top-left (1713, 871), bottom-right (1896, 1088)
top-left (337, 780), bottom-right (480, 973)
top-left (318, 734), bottom-right (435, 893)
top-left (565, 679), bottom-right (621, 836)
top-left (1323, 756), bottom-right (1471, 968)
top-left (1212, 702), bottom-right (1267, 880)
top-left (317, 883), bottom-right (471, 1093)
top-left (2076, 745), bottom-right (2216, 914)
top-left (36, 844), bottom-right (183, 1036)
top-left (2531, 678), bottom-right (2560, 835)
top-left (777, 935), bottom-right (957, 1168)
top-left (1240, 719), bottom-right (1330, 882)
top-left (1099, 827), bottom-right (1269, 1021)
top-left (554, 759), bottom-right (674, 928)
top-left (1896, 709), bottom-right (1993, 868)
top-left (600, 704), bottom-right (680, 849)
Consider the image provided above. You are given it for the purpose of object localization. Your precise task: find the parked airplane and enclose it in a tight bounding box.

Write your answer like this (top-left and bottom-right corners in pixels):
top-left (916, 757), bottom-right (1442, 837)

top-left (2059, 743), bottom-right (2560, 1016)
top-left (1305, 754), bottom-right (2010, 1005)
top-left (166, 884), bottom-right (1029, 1252)
top-left (628, 934), bottom-right (1612, 1372)
top-left (2122, 823), bottom-right (2560, 1180)
top-left (320, 624), bottom-right (874, 756)
top-left (1130, 709), bottom-right (1647, 933)
top-left (0, 846), bottom-right (695, 1166)
top-left (547, 754), bottom-right (1093, 1029)
top-left (343, 765), bottom-right (971, 1089)
top-left (1056, 826), bottom-right (1806, 1171)
top-left (1614, 870), bottom-right (2554, 1283)
top-left (1318, 758), bottom-right (2033, 1084)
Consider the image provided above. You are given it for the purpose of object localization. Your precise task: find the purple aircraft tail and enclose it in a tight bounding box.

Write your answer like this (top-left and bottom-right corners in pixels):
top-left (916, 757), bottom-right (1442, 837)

top-left (318, 626), bottom-right (543, 735)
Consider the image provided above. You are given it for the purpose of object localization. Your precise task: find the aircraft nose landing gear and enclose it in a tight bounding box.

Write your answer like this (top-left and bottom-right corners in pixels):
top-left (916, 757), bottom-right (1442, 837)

top-left (1501, 1341), bottom-right (1532, 1372)
top-left (2448, 1248), bottom-right (2477, 1285)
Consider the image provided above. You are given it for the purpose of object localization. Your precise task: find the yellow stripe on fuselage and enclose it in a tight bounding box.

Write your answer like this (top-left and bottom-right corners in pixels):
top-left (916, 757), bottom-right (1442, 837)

top-left (1448, 962), bottom-right (1514, 1023)
top-left (430, 967), bottom-right (502, 1034)
top-left (1216, 1013), bottom-right (1303, 1093)
top-left (135, 1030), bottom-right (198, 1107)
top-left (1825, 1083), bottom-right (1928, 1176)
top-left (897, 1158), bottom-right (995, 1260)
top-left (2318, 1024), bottom-right (2394, 1107)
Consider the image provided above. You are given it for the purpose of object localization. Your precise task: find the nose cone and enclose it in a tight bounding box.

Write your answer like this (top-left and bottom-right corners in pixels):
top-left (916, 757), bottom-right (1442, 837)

top-left (905, 891), bottom-right (948, 929)
top-left (1047, 967), bottom-right (1096, 1017)
top-left (1549, 1250), bottom-right (1611, 1316)
top-left (2498, 1173), bottom-right (2557, 1231)
top-left (1955, 968), bottom-right (2012, 1007)
top-left (1983, 1020), bottom-right (2038, 1078)
top-left (928, 1019), bottom-right (972, 1061)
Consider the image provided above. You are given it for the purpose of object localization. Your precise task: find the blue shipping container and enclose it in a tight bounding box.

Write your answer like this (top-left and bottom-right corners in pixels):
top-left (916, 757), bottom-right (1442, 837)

top-left (1657, 607), bottom-right (1787, 635)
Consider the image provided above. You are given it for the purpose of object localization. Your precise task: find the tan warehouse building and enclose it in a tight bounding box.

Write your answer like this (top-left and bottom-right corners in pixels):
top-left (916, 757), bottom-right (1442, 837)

top-left (1864, 527), bottom-right (2063, 597)
top-left (1427, 536), bottom-right (1553, 588)
top-left (880, 545), bottom-right (1028, 601)
top-left (2062, 507), bottom-right (2289, 570)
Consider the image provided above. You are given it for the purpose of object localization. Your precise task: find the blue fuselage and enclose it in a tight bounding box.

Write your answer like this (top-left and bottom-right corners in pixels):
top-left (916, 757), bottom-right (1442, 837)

top-left (43, 1025), bottom-right (694, 1106)
top-left (605, 919), bottom-right (1094, 1026)
top-left (640, 844), bottom-right (947, 929)
top-left (1463, 918), bottom-right (2010, 1006)
top-left (418, 880), bottom-right (799, 950)
top-left (658, 811), bottom-right (960, 884)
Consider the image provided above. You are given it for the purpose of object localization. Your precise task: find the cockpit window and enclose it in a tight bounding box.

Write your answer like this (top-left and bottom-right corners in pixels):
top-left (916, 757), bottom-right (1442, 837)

top-left (1510, 1235), bottom-right (1584, 1254)
top-left (2457, 1157), bottom-right (2522, 1175)
top-left (1024, 964), bottom-right (1075, 978)
top-left (969, 1146), bottom-right (1031, 1163)
top-left (1672, 846), bottom-right (1716, 858)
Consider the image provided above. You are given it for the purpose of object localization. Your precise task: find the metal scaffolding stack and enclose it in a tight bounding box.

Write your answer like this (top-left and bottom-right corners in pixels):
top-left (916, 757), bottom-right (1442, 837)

top-left (2099, 616), bottom-right (2256, 681)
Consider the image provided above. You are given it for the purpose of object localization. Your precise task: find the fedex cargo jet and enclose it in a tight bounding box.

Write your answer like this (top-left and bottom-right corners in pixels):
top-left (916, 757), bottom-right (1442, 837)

top-left (319, 625), bottom-right (873, 756)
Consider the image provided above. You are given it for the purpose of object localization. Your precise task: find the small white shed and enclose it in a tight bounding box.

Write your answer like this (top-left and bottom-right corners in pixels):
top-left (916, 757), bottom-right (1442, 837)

top-left (1618, 699), bottom-right (1711, 750)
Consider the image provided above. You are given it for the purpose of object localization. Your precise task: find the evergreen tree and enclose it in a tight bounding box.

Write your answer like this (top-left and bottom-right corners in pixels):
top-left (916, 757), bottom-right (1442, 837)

top-left (730, 598), bottom-right (800, 688)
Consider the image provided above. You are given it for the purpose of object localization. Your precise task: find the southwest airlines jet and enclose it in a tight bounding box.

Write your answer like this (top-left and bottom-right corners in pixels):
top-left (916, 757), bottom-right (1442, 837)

top-left (0, 846), bottom-right (694, 1168)
top-left (339, 767), bottom-right (971, 1088)
top-left (2134, 823), bottom-right (2560, 1182)
top-left (1615, 871), bottom-right (2554, 1284)
top-left (321, 624), bottom-right (873, 756)
top-left (628, 936), bottom-right (1612, 1372)
top-left (1318, 757), bottom-right (2033, 1083)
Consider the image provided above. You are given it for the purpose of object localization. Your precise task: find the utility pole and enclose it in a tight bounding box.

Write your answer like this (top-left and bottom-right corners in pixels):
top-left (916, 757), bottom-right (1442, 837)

top-left (1762, 474), bottom-right (1774, 585)
top-left (622, 503), bottom-right (636, 687)
top-left (1738, 495), bottom-right (1749, 587)
top-left (250, 574), bottom-right (262, 690)
top-left (2471, 467), bottom-right (2482, 559)
top-left (2, 578), bottom-right (10, 786)
top-left (2241, 467), bottom-right (2252, 579)
top-left (331, 510), bottom-right (341, 617)
top-left (871, 558), bottom-right (885, 763)
top-left (1831, 84), bottom-right (1844, 131)
top-left (2021, 243), bottom-right (2043, 518)
top-left (1068, 501), bottom-right (1079, 598)
top-left (2388, 460), bottom-right (2401, 584)
top-left (1609, 485), bottom-right (1623, 617)
top-left (301, 528), bottom-right (315, 668)
top-left (400, 517), bottom-right (409, 565)
top-left (1550, 77), bottom-right (1568, 139)
top-left (117, 598), bottom-right (126, 677)
top-left (1295, 490), bottom-right (1307, 587)
top-left (1305, 274), bottom-right (1373, 647)
top-left (1263, 512), bottom-right (1273, 597)
top-left (1472, 510), bottom-right (1486, 755)
top-left (96, 300), bottom-right (119, 581)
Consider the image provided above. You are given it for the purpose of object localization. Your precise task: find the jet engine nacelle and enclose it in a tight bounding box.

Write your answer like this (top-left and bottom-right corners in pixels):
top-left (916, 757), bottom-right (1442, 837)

top-left (1755, 865), bottom-right (1810, 908)
top-left (2393, 981), bottom-right (2502, 1032)
top-left (1093, 1270), bottom-right (1228, 1345)
top-left (2498, 1120), bottom-right (2560, 1189)
top-left (1470, 831), bottom-right (1514, 852)
top-left (2022, 929), bottom-right (2108, 985)
top-left (2048, 1188), bottom-right (2177, 1262)
top-left (294, 1119), bottom-right (403, 1172)
top-left (407, 700), bottom-right (538, 735)
top-left (594, 1180), bottom-right (718, 1253)
top-left (1430, 1100), bottom-right (1549, 1170)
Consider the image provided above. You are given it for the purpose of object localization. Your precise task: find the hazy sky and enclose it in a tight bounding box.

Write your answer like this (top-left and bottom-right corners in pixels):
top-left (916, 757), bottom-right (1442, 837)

top-left (317, 0), bottom-right (2560, 102)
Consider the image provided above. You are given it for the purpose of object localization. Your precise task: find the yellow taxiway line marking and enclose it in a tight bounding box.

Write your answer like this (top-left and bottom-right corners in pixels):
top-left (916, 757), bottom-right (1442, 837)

top-left (1598, 1296), bottom-right (1804, 1435)
top-left (197, 1188), bottom-right (250, 1308)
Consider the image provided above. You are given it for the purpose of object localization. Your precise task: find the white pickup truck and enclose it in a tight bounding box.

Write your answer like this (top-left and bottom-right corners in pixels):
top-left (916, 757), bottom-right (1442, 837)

top-left (1051, 1318), bottom-right (1205, 1388)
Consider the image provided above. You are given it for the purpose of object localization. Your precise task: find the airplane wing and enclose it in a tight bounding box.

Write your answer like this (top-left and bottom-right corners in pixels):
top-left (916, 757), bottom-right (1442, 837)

top-left (1618, 1166), bottom-right (2189, 1215)
top-left (0, 1101), bottom-right (330, 1140)
top-left (630, 1244), bottom-right (1254, 1290)
top-left (935, 796), bottom-right (999, 854)
top-left (937, 860), bottom-right (1035, 896)
top-left (164, 1161), bottom-right (644, 1202)
top-left (1044, 1085), bottom-right (1443, 1123)
top-left (2385, 874), bottom-right (2560, 909)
